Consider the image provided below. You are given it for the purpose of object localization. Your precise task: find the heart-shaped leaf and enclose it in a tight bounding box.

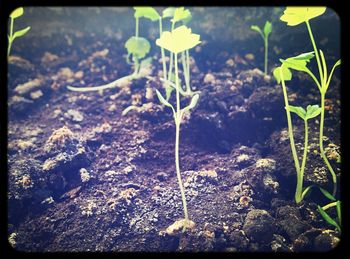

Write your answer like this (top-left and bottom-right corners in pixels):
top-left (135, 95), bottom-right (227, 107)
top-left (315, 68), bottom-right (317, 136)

top-left (273, 65), bottom-right (292, 83)
top-left (305, 104), bottom-right (321, 120)
top-left (12, 26), bottom-right (31, 40)
top-left (125, 36), bottom-right (150, 59)
top-left (280, 7), bottom-right (327, 26)
top-left (263, 21), bottom-right (272, 38)
top-left (156, 25), bottom-right (200, 54)
top-left (10, 7), bottom-right (24, 19)
top-left (134, 7), bottom-right (160, 21)
top-left (289, 105), bottom-right (306, 120)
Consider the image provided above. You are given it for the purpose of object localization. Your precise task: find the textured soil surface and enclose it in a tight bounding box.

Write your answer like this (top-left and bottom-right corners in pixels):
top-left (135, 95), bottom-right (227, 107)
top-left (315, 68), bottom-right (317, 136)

top-left (7, 7), bottom-right (341, 252)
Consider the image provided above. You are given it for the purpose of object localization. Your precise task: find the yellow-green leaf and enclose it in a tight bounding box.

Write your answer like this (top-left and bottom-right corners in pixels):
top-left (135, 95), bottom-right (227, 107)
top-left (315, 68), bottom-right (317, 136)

top-left (263, 21), bottom-right (272, 38)
top-left (134, 7), bottom-right (160, 21)
top-left (156, 25), bottom-right (200, 54)
top-left (172, 7), bottom-right (192, 24)
top-left (280, 7), bottom-right (326, 26)
top-left (12, 26), bottom-right (31, 39)
top-left (125, 36), bottom-right (150, 59)
top-left (273, 66), bottom-right (292, 83)
top-left (10, 7), bottom-right (24, 19)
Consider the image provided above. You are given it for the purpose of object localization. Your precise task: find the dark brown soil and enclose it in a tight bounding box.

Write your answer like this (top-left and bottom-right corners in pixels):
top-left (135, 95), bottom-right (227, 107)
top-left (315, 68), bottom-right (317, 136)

top-left (7, 7), bottom-right (341, 253)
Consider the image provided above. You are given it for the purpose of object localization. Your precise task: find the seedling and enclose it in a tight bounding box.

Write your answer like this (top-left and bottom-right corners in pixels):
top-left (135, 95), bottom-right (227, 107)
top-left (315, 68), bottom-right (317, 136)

top-left (317, 187), bottom-right (341, 231)
top-left (155, 25), bottom-right (200, 230)
top-left (67, 7), bottom-right (156, 92)
top-left (280, 7), bottom-right (341, 196)
top-left (251, 21), bottom-right (272, 75)
top-left (274, 52), bottom-right (322, 203)
top-left (8, 7), bottom-right (31, 57)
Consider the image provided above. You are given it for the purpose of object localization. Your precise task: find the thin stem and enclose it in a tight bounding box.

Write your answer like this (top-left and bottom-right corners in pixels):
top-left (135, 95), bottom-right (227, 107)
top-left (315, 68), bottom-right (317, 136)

top-left (181, 52), bottom-right (189, 91)
top-left (306, 21), bottom-right (323, 85)
top-left (279, 69), bottom-right (302, 203)
top-left (296, 119), bottom-right (309, 203)
top-left (174, 53), bottom-right (189, 223)
top-left (186, 50), bottom-right (190, 92)
top-left (8, 18), bottom-right (14, 56)
top-left (264, 37), bottom-right (268, 75)
top-left (135, 17), bottom-right (139, 38)
top-left (320, 93), bottom-right (337, 195)
top-left (159, 18), bottom-right (167, 82)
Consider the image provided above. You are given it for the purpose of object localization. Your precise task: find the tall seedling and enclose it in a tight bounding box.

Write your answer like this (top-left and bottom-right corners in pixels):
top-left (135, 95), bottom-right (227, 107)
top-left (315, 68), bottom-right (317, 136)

top-left (155, 25), bottom-right (200, 230)
top-left (280, 7), bottom-right (341, 196)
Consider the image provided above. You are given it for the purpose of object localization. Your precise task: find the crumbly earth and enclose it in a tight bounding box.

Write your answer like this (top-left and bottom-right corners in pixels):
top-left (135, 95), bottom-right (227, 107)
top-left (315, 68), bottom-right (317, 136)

top-left (7, 8), bottom-right (341, 252)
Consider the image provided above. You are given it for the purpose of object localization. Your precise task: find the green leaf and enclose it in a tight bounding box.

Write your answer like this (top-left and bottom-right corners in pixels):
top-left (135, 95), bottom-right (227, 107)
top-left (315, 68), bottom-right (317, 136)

top-left (12, 26), bottom-right (31, 40)
top-left (125, 36), bottom-right (150, 59)
top-left (10, 7), bottom-right (24, 19)
top-left (187, 94), bottom-right (200, 110)
top-left (250, 25), bottom-right (264, 38)
top-left (134, 7), bottom-right (160, 21)
top-left (155, 89), bottom-right (173, 108)
top-left (305, 104), bottom-right (321, 120)
top-left (273, 66), bottom-right (292, 83)
top-left (289, 105), bottom-right (306, 120)
top-left (336, 201), bottom-right (341, 226)
top-left (317, 205), bottom-right (340, 231)
top-left (301, 185), bottom-right (313, 199)
top-left (162, 7), bottom-right (176, 18)
top-left (280, 7), bottom-right (327, 26)
top-left (165, 84), bottom-right (174, 100)
top-left (280, 52), bottom-right (314, 72)
top-left (172, 7), bottom-right (192, 24)
top-left (319, 187), bottom-right (336, 201)
top-left (156, 25), bottom-right (200, 54)
top-left (263, 21), bottom-right (272, 38)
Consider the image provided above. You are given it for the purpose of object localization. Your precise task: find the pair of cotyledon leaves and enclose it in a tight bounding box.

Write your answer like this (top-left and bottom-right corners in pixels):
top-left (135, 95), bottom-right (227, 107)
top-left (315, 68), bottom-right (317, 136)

top-left (250, 21), bottom-right (272, 40)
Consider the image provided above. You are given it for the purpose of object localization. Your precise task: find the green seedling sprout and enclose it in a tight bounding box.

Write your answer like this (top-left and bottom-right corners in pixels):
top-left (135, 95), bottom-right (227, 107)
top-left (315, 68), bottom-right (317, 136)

top-left (8, 7), bottom-right (31, 57)
top-left (155, 25), bottom-right (201, 231)
top-left (250, 21), bottom-right (272, 75)
top-left (280, 7), bottom-right (341, 196)
top-left (274, 52), bottom-right (322, 203)
top-left (67, 7), bottom-right (156, 92)
top-left (317, 187), bottom-right (341, 231)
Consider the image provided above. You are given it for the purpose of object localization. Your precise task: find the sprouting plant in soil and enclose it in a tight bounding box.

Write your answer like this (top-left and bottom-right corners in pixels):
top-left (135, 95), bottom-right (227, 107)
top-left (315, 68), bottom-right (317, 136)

top-left (155, 25), bottom-right (201, 231)
top-left (317, 187), bottom-right (341, 231)
top-left (250, 21), bottom-right (272, 75)
top-left (8, 7), bottom-right (31, 57)
top-left (67, 7), bottom-right (157, 92)
top-left (280, 7), bottom-right (341, 196)
top-left (274, 52), bottom-right (322, 203)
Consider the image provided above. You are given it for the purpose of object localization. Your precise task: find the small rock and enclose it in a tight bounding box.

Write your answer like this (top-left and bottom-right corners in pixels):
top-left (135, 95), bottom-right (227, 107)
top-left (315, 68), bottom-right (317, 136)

top-left (255, 158), bottom-right (276, 173)
top-left (245, 53), bottom-right (255, 61)
top-left (203, 73), bottom-right (215, 84)
top-left (242, 209), bottom-right (276, 244)
top-left (80, 168), bottom-right (90, 183)
top-left (65, 109), bottom-right (84, 122)
top-left (165, 219), bottom-right (196, 236)
top-left (41, 52), bottom-right (59, 64)
top-left (30, 90), bottom-right (43, 100)
top-left (314, 230), bottom-right (340, 251)
top-left (14, 78), bottom-right (43, 95)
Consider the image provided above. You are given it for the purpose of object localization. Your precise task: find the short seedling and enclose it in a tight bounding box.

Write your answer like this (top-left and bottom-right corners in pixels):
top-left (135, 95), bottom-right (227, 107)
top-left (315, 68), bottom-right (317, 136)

top-left (274, 52), bottom-right (322, 203)
top-left (155, 25), bottom-right (200, 230)
top-left (280, 7), bottom-right (341, 196)
top-left (8, 7), bottom-right (31, 57)
top-left (250, 21), bottom-right (272, 75)
top-left (317, 187), bottom-right (341, 231)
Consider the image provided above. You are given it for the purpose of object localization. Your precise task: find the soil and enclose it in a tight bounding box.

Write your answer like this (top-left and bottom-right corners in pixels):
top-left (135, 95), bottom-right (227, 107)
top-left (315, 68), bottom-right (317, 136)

top-left (6, 7), bottom-right (341, 252)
